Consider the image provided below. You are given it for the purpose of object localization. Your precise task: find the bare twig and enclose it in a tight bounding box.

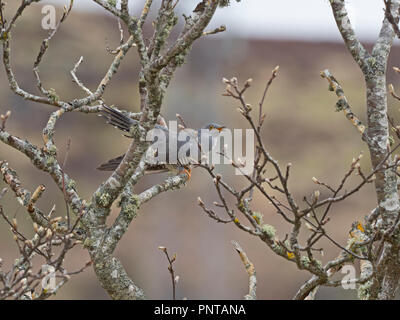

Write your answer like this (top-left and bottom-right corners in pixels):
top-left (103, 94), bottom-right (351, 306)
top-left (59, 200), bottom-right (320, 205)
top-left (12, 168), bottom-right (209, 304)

top-left (231, 241), bottom-right (256, 300)
top-left (158, 246), bottom-right (178, 300)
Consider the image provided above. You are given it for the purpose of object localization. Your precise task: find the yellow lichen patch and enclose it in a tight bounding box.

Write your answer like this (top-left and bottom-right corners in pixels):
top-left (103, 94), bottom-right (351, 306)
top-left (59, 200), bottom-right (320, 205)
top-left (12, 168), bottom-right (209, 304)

top-left (349, 221), bottom-right (365, 239)
top-left (252, 211), bottom-right (263, 225)
top-left (356, 222), bottom-right (364, 233)
top-left (234, 217), bottom-right (239, 224)
top-left (287, 251), bottom-right (295, 259)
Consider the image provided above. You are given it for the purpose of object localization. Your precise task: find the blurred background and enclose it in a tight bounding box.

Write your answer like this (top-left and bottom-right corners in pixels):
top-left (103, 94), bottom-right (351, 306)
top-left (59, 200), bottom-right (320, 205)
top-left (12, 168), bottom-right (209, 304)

top-left (1, 0), bottom-right (400, 300)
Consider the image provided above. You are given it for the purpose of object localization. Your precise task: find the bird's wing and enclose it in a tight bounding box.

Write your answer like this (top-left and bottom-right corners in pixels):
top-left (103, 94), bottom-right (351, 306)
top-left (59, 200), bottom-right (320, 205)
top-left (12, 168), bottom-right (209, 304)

top-left (97, 153), bottom-right (172, 173)
top-left (145, 164), bottom-right (171, 174)
top-left (142, 129), bottom-right (201, 166)
top-left (175, 130), bottom-right (204, 166)
top-left (97, 154), bottom-right (125, 171)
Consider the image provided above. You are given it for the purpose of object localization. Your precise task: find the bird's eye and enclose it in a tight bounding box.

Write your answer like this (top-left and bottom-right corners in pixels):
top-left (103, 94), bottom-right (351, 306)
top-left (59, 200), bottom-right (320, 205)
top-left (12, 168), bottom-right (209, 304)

top-left (209, 125), bottom-right (214, 130)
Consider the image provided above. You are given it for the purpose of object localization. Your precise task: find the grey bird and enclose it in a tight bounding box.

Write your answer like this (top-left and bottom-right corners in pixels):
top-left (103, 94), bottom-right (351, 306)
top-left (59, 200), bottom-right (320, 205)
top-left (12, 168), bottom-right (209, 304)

top-left (98, 105), bottom-right (226, 178)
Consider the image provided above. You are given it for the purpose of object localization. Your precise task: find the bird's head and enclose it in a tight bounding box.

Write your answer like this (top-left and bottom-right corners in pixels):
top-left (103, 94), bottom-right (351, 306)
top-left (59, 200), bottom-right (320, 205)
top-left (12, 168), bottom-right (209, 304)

top-left (203, 123), bottom-right (226, 135)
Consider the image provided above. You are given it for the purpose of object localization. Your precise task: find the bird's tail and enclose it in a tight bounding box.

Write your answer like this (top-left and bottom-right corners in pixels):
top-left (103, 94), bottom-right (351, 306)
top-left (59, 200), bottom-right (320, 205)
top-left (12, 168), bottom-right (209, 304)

top-left (100, 105), bottom-right (137, 133)
top-left (97, 154), bottom-right (124, 171)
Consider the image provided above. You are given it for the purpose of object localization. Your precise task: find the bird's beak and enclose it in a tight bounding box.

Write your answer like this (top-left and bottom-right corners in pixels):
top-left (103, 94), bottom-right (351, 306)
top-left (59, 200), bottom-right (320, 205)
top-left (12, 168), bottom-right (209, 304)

top-left (217, 126), bottom-right (226, 132)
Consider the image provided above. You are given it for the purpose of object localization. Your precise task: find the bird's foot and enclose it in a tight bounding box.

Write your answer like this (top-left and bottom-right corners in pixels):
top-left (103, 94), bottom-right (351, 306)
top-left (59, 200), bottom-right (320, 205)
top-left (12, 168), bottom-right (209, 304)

top-left (179, 167), bottom-right (191, 180)
top-left (184, 168), bottom-right (191, 180)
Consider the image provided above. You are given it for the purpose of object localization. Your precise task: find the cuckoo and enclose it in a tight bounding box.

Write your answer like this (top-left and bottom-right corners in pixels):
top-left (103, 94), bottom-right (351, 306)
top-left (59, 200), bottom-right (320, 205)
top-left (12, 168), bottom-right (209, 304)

top-left (98, 105), bottom-right (226, 178)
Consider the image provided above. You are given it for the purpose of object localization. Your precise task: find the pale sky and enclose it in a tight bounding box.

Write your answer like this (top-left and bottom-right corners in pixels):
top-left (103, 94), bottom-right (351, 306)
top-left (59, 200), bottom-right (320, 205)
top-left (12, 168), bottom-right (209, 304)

top-left (42, 0), bottom-right (387, 42)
